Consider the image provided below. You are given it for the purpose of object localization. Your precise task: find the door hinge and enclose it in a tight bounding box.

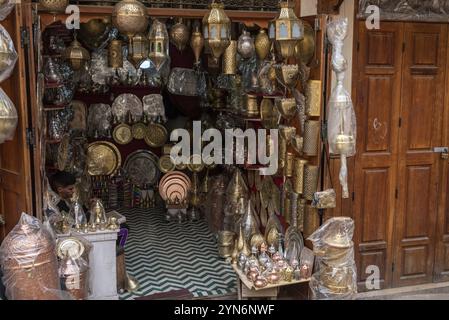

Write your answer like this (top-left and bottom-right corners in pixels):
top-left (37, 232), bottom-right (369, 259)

top-left (402, 42), bottom-right (406, 52)
top-left (357, 41), bottom-right (360, 52)
top-left (315, 18), bottom-right (321, 31)
top-left (352, 192), bottom-right (355, 201)
top-left (395, 188), bottom-right (399, 199)
top-left (26, 127), bottom-right (35, 148)
top-left (392, 262), bottom-right (395, 273)
top-left (20, 27), bottom-right (29, 48)
top-left (398, 117), bottom-right (402, 128)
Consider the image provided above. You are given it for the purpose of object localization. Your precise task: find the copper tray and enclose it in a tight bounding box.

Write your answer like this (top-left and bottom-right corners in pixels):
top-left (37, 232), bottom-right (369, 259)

top-left (87, 141), bottom-right (121, 176)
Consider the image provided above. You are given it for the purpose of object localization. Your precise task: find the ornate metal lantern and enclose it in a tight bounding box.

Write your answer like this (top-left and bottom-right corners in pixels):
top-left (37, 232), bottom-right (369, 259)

top-left (111, 0), bottom-right (149, 38)
top-left (202, 1), bottom-right (231, 61)
top-left (190, 23), bottom-right (204, 65)
top-left (64, 39), bottom-right (90, 71)
top-left (148, 19), bottom-right (169, 71)
top-left (170, 18), bottom-right (190, 52)
top-left (129, 32), bottom-right (149, 67)
top-left (268, 1), bottom-right (304, 61)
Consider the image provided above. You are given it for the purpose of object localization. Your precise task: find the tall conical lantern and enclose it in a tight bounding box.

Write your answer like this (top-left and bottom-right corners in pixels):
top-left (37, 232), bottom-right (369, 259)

top-left (190, 23), bottom-right (204, 65)
top-left (202, 1), bottom-right (231, 61)
top-left (268, 1), bottom-right (304, 61)
top-left (112, 0), bottom-right (148, 38)
top-left (148, 19), bottom-right (169, 71)
top-left (64, 39), bottom-right (90, 71)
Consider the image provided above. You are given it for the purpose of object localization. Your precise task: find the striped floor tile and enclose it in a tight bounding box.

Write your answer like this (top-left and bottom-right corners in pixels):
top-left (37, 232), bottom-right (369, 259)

top-left (118, 207), bottom-right (237, 300)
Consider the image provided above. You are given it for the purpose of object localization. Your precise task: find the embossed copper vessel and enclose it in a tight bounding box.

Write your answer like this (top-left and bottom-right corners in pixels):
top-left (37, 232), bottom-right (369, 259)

top-left (223, 40), bottom-right (237, 75)
top-left (306, 80), bottom-right (322, 117)
top-left (293, 158), bottom-right (308, 194)
top-left (303, 120), bottom-right (320, 156)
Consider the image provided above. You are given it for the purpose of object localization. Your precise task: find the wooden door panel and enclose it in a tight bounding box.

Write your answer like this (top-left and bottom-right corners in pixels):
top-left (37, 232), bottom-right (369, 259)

top-left (394, 23), bottom-right (447, 287)
top-left (354, 21), bottom-right (403, 290)
top-left (0, 4), bottom-right (33, 241)
top-left (434, 27), bottom-right (449, 282)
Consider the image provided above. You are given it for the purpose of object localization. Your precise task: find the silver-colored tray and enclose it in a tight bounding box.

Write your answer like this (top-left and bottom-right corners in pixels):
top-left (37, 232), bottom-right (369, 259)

top-left (123, 150), bottom-right (160, 186)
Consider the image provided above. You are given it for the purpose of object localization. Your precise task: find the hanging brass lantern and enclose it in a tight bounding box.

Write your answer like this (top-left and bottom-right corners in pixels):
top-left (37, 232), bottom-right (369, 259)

top-left (202, 1), bottom-right (231, 61)
top-left (170, 18), bottom-right (190, 52)
top-left (63, 39), bottom-right (90, 71)
top-left (268, 1), bottom-right (304, 61)
top-left (111, 0), bottom-right (149, 38)
top-left (190, 23), bottom-right (204, 65)
top-left (129, 32), bottom-right (148, 67)
top-left (148, 19), bottom-right (169, 71)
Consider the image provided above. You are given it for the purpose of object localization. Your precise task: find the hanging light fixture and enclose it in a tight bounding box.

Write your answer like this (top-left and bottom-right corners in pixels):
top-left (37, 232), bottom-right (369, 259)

top-left (190, 22), bottom-right (204, 66)
top-left (112, 0), bottom-right (149, 39)
top-left (63, 38), bottom-right (90, 71)
top-left (202, 0), bottom-right (231, 62)
top-left (148, 19), bottom-right (169, 71)
top-left (268, 1), bottom-right (304, 61)
top-left (129, 32), bottom-right (149, 67)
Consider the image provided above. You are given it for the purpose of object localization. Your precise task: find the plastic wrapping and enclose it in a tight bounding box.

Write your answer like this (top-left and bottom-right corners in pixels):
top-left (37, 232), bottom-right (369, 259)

top-left (308, 217), bottom-right (357, 300)
top-left (0, 87), bottom-right (18, 143)
top-left (326, 18), bottom-right (357, 199)
top-left (0, 213), bottom-right (65, 300)
top-left (57, 235), bottom-right (92, 300)
top-left (167, 68), bottom-right (198, 96)
top-left (0, 0), bottom-right (14, 21)
top-left (0, 24), bottom-right (17, 83)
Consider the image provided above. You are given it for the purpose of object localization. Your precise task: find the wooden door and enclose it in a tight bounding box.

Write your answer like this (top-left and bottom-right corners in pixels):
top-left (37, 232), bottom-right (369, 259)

top-left (0, 4), bottom-right (35, 242)
top-left (393, 23), bottom-right (448, 287)
top-left (353, 21), bottom-right (403, 290)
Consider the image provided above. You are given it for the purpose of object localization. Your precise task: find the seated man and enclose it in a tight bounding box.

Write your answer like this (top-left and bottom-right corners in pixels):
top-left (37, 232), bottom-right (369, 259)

top-left (49, 170), bottom-right (90, 222)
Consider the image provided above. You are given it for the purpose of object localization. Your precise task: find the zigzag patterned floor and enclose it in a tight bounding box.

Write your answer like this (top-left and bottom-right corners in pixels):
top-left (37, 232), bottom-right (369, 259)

top-left (118, 207), bottom-right (237, 300)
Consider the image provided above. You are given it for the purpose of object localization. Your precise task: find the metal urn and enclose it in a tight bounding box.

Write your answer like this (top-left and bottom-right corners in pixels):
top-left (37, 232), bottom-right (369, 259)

top-left (237, 30), bottom-right (255, 59)
top-left (255, 29), bottom-right (271, 61)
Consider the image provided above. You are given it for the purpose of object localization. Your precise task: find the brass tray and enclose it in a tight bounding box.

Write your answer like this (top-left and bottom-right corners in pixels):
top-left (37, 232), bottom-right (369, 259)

top-left (113, 123), bottom-right (132, 145)
top-left (145, 123), bottom-right (168, 148)
top-left (87, 141), bottom-right (121, 176)
top-left (57, 237), bottom-right (85, 260)
top-left (158, 155), bottom-right (176, 173)
top-left (132, 123), bottom-right (148, 140)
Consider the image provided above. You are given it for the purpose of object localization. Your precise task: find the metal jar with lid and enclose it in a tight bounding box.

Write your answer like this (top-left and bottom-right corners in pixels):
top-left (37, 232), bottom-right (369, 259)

top-left (0, 213), bottom-right (61, 300)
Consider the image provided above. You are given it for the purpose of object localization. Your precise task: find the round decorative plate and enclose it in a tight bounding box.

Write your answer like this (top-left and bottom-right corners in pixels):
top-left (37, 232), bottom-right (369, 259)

top-left (145, 123), bottom-right (168, 148)
top-left (123, 150), bottom-right (160, 186)
top-left (158, 155), bottom-right (176, 173)
top-left (87, 141), bottom-right (121, 176)
top-left (187, 154), bottom-right (204, 173)
top-left (132, 123), bottom-right (148, 140)
top-left (57, 237), bottom-right (85, 260)
top-left (113, 123), bottom-right (132, 145)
